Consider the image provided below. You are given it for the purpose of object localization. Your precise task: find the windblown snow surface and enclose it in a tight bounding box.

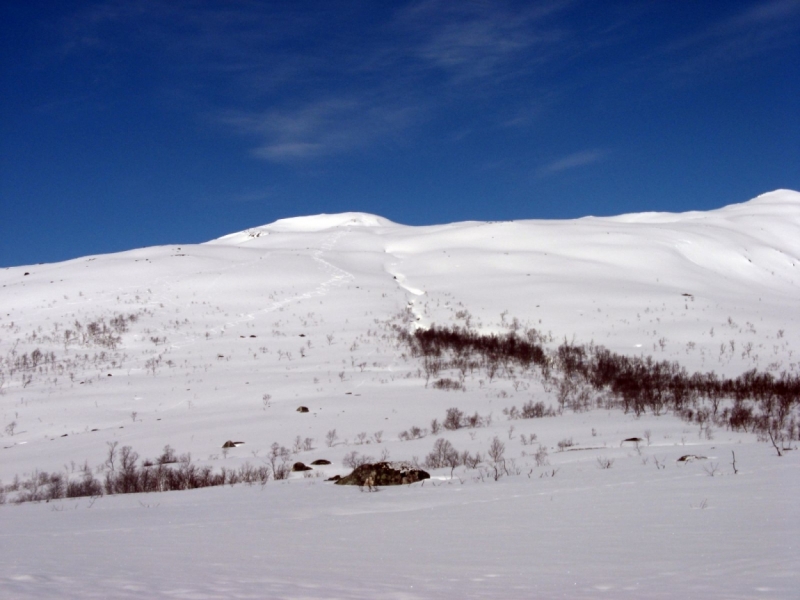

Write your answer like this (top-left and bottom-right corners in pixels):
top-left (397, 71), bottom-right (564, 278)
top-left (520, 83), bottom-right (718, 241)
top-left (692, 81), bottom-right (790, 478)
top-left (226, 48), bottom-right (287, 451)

top-left (1, 190), bottom-right (798, 599)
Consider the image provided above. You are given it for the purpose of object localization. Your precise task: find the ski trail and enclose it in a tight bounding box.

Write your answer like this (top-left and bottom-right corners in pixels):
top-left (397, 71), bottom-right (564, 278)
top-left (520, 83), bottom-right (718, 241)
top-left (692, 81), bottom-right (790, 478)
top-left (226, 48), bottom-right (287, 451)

top-left (385, 253), bottom-right (426, 327)
top-left (167, 229), bottom-right (355, 348)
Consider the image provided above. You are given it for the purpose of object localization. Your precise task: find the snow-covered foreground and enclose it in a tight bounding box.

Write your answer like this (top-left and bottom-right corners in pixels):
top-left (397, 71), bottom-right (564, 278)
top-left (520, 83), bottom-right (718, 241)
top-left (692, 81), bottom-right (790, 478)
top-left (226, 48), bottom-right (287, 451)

top-left (1, 190), bottom-right (799, 598)
top-left (2, 428), bottom-right (797, 599)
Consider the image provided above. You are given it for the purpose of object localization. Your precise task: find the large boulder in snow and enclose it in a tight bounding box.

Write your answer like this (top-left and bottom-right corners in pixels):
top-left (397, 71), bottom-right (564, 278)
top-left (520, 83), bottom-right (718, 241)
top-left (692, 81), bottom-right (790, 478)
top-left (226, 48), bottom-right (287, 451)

top-left (334, 462), bottom-right (430, 487)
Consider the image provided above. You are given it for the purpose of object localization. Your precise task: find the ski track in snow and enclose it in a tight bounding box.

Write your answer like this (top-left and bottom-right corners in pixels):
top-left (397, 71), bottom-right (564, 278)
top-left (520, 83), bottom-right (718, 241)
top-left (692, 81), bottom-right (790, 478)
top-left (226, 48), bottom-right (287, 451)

top-left (385, 254), bottom-right (426, 325)
top-left (156, 228), bottom-right (355, 350)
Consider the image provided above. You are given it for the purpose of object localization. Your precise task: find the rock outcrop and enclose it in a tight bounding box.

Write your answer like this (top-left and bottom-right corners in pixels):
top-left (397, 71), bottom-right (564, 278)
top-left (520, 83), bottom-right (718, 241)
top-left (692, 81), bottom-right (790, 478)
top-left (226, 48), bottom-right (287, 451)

top-left (334, 462), bottom-right (430, 487)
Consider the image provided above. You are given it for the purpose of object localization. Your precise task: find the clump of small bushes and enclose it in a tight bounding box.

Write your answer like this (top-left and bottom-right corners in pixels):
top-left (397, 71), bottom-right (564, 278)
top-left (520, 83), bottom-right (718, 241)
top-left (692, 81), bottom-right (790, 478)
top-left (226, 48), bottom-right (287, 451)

top-left (424, 438), bottom-right (482, 471)
top-left (432, 378), bottom-right (464, 391)
top-left (1, 443), bottom-right (292, 506)
top-left (503, 400), bottom-right (555, 420)
top-left (399, 407), bottom-right (491, 441)
top-left (399, 324), bottom-right (800, 445)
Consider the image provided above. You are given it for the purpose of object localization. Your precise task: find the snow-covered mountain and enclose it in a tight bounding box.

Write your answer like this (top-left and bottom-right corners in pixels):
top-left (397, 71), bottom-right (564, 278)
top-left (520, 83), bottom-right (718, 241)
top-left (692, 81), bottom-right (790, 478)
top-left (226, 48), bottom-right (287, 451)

top-left (1, 190), bottom-right (798, 599)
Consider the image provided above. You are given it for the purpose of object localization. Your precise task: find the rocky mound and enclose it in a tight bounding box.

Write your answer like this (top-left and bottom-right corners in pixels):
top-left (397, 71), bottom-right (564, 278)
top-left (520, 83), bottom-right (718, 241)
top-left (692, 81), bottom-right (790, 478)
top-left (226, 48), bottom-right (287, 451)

top-left (334, 462), bottom-right (430, 487)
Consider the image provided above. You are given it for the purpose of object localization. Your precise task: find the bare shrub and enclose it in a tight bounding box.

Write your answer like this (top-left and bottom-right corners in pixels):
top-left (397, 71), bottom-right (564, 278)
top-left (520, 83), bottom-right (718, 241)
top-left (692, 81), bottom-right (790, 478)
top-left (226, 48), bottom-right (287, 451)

top-left (105, 441), bottom-right (119, 472)
top-left (158, 445), bottom-right (178, 465)
top-left (399, 425), bottom-right (427, 441)
top-left (463, 411), bottom-right (486, 428)
top-left (325, 429), bottom-right (339, 447)
top-left (268, 443), bottom-right (292, 480)
top-left (533, 445), bottom-right (549, 467)
top-left (488, 436), bottom-right (506, 462)
top-left (45, 473), bottom-right (66, 501)
top-left (488, 436), bottom-right (506, 480)
top-left (557, 437), bottom-right (575, 452)
top-left (343, 451), bottom-right (374, 469)
top-left (505, 400), bottom-right (555, 420)
top-left (597, 456), bottom-right (614, 469)
top-left (67, 469), bottom-right (103, 498)
top-left (425, 439), bottom-right (459, 469)
top-left (461, 450), bottom-right (482, 469)
top-left (443, 407), bottom-right (465, 430)
top-left (432, 378), bottom-right (464, 391)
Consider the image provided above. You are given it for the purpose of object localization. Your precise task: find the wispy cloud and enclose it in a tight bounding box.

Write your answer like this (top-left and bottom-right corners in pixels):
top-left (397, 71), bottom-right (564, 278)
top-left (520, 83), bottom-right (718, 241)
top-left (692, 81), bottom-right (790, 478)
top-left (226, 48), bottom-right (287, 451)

top-left (204, 2), bottom-right (584, 162)
top-left (398, 0), bottom-right (574, 84)
top-left (535, 149), bottom-right (607, 177)
top-left (57, 1), bottom-right (584, 163)
top-left (662, 0), bottom-right (800, 75)
top-left (221, 97), bottom-right (420, 162)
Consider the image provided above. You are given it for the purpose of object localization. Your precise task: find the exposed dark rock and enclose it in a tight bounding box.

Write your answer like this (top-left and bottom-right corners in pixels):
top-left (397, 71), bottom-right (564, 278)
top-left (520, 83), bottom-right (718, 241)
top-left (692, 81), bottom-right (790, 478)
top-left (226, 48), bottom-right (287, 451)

top-left (311, 459), bottom-right (331, 465)
top-left (292, 462), bottom-right (312, 472)
top-left (296, 406), bottom-right (310, 413)
top-left (621, 437), bottom-right (644, 445)
top-left (335, 462), bottom-right (430, 487)
top-left (677, 454), bottom-right (707, 463)
top-left (222, 440), bottom-right (245, 448)
top-left (326, 475), bottom-right (341, 482)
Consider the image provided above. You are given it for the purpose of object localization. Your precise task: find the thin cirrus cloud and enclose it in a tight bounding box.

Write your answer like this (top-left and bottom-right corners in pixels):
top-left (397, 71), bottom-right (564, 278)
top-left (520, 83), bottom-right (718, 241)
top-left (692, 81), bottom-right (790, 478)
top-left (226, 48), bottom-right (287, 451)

top-left (402, 0), bottom-right (572, 84)
top-left (661, 0), bottom-right (800, 74)
top-left (222, 98), bottom-right (420, 162)
top-left (217, 1), bottom-right (575, 161)
top-left (226, 2), bottom-right (576, 162)
top-left (57, 0), bottom-right (587, 164)
top-left (53, 1), bottom-right (796, 170)
top-left (412, 2), bottom-right (561, 82)
top-left (535, 149), bottom-right (607, 178)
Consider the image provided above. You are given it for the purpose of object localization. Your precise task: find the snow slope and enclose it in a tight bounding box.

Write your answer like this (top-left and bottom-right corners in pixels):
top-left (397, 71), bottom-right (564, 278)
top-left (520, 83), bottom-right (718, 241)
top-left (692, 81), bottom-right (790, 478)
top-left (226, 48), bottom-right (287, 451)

top-left (1, 190), bottom-right (798, 599)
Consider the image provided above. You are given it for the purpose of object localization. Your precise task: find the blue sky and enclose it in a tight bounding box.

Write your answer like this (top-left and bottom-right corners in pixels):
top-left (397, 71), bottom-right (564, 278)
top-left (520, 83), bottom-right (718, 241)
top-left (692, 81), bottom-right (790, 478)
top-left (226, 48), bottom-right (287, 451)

top-left (2, 0), bottom-right (799, 267)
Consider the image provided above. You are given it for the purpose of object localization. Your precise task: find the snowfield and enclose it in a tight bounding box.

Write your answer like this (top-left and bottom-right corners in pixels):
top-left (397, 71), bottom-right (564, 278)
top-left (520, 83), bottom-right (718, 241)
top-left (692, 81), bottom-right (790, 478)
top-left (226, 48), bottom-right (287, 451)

top-left (1, 190), bottom-right (798, 599)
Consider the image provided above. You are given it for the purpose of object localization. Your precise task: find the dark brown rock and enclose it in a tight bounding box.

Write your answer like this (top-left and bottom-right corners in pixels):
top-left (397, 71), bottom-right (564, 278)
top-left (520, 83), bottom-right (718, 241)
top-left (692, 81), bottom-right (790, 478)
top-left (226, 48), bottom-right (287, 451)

top-left (677, 454), bottom-right (707, 463)
top-left (335, 462), bottom-right (430, 487)
top-left (620, 437), bottom-right (644, 446)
